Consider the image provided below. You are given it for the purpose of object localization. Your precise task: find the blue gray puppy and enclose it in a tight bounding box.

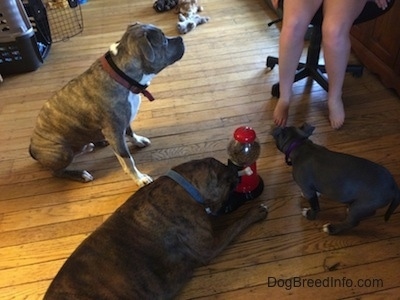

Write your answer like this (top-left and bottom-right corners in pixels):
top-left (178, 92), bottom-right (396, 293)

top-left (272, 123), bottom-right (399, 234)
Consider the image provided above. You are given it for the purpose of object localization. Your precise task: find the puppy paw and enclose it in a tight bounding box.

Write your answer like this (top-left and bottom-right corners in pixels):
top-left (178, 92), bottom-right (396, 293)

top-left (323, 223), bottom-right (332, 234)
top-left (302, 208), bottom-right (310, 217)
top-left (302, 208), bottom-right (317, 220)
top-left (323, 223), bottom-right (349, 235)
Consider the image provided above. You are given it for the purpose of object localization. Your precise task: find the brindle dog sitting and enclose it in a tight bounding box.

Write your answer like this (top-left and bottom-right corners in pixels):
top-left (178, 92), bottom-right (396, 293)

top-left (29, 23), bottom-right (184, 187)
top-left (44, 157), bottom-right (268, 299)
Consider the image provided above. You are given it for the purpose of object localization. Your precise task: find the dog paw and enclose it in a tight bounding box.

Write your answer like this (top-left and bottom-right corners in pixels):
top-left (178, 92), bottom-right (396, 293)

top-left (75, 143), bottom-right (95, 157)
top-left (260, 203), bottom-right (269, 212)
top-left (131, 134), bottom-right (151, 148)
top-left (136, 173), bottom-right (153, 187)
top-left (82, 170), bottom-right (94, 182)
top-left (257, 204), bottom-right (269, 220)
top-left (323, 223), bottom-right (332, 234)
top-left (82, 143), bottom-right (95, 153)
top-left (93, 140), bottom-right (109, 148)
top-left (323, 223), bottom-right (348, 235)
top-left (246, 204), bottom-right (268, 222)
top-left (302, 208), bottom-right (317, 220)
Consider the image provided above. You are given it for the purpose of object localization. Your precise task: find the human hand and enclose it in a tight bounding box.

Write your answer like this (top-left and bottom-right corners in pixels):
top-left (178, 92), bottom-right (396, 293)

top-left (374, 0), bottom-right (390, 9)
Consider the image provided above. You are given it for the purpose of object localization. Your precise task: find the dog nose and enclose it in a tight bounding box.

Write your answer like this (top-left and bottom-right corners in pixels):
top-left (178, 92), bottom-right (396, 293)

top-left (169, 36), bottom-right (185, 61)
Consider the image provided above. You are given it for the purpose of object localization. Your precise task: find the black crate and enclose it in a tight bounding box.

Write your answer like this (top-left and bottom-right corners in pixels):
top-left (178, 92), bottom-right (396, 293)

top-left (0, 0), bottom-right (51, 75)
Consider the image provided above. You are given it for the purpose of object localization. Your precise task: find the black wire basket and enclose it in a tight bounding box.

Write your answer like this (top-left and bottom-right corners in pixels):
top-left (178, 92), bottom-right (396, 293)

top-left (45, 0), bottom-right (83, 42)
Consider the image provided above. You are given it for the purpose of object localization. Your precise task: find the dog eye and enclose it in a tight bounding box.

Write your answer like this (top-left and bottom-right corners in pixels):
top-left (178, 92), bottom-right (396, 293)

top-left (163, 38), bottom-right (168, 47)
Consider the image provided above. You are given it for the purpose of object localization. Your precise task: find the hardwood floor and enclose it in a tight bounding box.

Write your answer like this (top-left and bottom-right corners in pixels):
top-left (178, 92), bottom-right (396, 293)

top-left (1, 0), bottom-right (400, 298)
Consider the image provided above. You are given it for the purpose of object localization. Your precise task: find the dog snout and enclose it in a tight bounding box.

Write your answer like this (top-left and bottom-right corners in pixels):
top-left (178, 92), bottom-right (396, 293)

top-left (271, 126), bottom-right (283, 138)
top-left (167, 36), bottom-right (185, 62)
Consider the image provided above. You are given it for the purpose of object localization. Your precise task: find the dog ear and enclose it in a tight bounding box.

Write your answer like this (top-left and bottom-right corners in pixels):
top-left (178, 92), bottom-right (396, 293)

top-left (300, 123), bottom-right (315, 137)
top-left (138, 32), bottom-right (156, 62)
top-left (271, 126), bottom-right (282, 138)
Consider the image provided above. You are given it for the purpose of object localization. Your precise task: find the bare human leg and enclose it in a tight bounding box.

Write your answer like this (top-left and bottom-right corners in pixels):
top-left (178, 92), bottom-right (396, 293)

top-left (273, 0), bottom-right (322, 127)
top-left (321, 0), bottom-right (368, 129)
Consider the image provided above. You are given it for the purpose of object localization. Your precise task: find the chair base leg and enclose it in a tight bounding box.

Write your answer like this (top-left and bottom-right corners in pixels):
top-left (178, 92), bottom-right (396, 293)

top-left (266, 55), bottom-right (363, 98)
top-left (266, 23), bottom-right (363, 98)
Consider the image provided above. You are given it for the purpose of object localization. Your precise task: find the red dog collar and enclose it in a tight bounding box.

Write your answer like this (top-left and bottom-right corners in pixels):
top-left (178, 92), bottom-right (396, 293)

top-left (100, 51), bottom-right (155, 101)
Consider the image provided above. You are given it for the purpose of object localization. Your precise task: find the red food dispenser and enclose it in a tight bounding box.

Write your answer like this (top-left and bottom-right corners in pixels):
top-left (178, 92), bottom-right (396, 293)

top-left (219, 126), bottom-right (264, 214)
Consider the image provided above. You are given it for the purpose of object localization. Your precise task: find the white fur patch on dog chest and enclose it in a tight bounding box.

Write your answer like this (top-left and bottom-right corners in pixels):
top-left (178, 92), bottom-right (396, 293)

top-left (128, 92), bottom-right (141, 123)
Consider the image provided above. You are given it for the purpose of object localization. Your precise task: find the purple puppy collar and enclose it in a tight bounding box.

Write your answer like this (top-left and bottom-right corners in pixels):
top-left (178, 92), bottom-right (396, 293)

top-left (284, 139), bottom-right (306, 166)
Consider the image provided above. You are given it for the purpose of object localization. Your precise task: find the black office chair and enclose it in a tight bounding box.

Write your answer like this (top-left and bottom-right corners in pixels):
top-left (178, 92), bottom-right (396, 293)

top-left (266, 1), bottom-right (395, 98)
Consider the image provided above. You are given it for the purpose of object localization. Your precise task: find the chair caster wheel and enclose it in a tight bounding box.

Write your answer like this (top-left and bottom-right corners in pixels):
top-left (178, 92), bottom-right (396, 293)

top-left (352, 69), bottom-right (363, 78)
top-left (266, 56), bottom-right (278, 69)
top-left (271, 83), bottom-right (280, 98)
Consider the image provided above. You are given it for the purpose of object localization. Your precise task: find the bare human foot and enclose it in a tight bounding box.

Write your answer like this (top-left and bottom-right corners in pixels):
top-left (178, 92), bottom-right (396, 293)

top-left (273, 98), bottom-right (290, 127)
top-left (328, 98), bottom-right (345, 129)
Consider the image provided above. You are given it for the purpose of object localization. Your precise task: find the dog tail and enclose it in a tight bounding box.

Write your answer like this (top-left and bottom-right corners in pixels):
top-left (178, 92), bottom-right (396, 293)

top-left (384, 188), bottom-right (400, 221)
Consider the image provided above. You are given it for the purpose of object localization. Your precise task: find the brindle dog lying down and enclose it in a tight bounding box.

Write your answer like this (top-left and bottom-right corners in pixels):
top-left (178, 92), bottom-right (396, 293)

top-left (44, 157), bottom-right (268, 299)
